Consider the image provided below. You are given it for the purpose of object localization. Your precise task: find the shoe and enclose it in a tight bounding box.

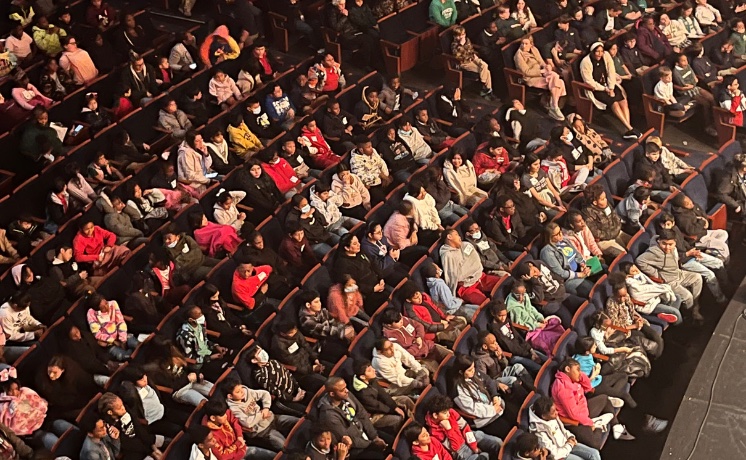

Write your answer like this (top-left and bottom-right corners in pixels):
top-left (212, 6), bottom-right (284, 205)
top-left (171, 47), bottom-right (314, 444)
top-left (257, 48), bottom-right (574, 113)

top-left (657, 312), bottom-right (679, 324)
top-left (612, 424), bottom-right (635, 441)
top-left (623, 130), bottom-right (640, 140)
top-left (479, 87), bottom-right (492, 96)
top-left (548, 106), bottom-right (565, 121)
top-left (715, 294), bottom-right (728, 304)
top-left (642, 415), bottom-right (669, 434)
top-left (691, 304), bottom-right (704, 323)
top-left (609, 397), bottom-right (625, 408)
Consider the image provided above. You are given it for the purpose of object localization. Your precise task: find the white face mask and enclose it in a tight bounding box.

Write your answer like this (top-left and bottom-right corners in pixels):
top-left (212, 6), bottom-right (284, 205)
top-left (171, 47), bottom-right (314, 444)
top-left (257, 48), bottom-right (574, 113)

top-left (301, 204), bottom-right (311, 213)
top-left (344, 284), bottom-right (359, 293)
top-left (471, 231), bottom-right (482, 240)
top-left (257, 349), bottom-right (269, 363)
top-left (398, 129), bottom-right (411, 137)
top-left (195, 315), bottom-right (206, 325)
top-left (167, 240), bottom-right (178, 248)
top-left (271, 157), bottom-right (280, 164)
top-left (565, 132), bottom-right (574, 143)
top-left (252, 107), bottom-right (261, 114)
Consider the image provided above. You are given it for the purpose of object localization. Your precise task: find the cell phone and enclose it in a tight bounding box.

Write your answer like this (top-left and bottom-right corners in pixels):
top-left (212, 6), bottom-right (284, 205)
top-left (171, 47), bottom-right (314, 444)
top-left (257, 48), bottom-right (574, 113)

top-left (71, 124), bottom-right (84, 135)
top-left (206, 172), bottom-right (218, 179)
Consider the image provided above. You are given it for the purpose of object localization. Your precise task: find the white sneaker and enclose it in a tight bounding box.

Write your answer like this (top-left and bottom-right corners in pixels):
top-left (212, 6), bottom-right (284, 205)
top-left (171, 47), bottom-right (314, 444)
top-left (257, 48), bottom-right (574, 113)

top-left (609, 397), bottom-right (625, 408)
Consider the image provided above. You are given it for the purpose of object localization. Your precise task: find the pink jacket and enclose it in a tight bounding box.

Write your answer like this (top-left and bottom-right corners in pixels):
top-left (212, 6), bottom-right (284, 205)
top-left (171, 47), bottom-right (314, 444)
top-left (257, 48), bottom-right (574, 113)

top-left (551, 370), bottom-right (594, 426)
top-left (383, 212), bottom-right (414, 250)
top-left (209, 75), bottom-right (241, 104)
top-left (327, 284), bottom-right (363, 324)
top-left (564, 226), bottom-right (602, 258)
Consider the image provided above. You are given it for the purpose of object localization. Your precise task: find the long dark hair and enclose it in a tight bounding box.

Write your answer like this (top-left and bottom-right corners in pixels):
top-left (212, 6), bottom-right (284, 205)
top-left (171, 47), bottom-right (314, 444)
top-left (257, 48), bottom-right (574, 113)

top-left (449, 353), bottom-right (490, 401)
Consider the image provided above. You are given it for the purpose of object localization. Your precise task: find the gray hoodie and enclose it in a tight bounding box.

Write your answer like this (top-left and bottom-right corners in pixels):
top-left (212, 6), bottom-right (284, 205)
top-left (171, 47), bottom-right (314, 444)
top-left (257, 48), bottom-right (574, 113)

top-left (439, 242), bottom-right (484, 294)
top-left (635, 236), bottom-right (684, 285)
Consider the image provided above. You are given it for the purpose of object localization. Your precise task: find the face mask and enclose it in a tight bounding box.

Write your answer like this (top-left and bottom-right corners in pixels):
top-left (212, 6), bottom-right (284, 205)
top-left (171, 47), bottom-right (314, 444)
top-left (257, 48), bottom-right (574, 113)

top-left (251, 107), bottom-right (261, 114)
top-left (344, 284), bottom-right (359, 293)
top-left (565, 132), bottom-right (574, 143)
top-left (167, 240), bottom-right (178, 248)
top-left (271, 157), bottom-right (280, 164)
top-left (301, 204), bottom-right (311, 213)
top-left (195, 315), bottom-right (206, 325)
top-left (257, 349), bottom-right (269, 363)
top-left (471, 231), bottom-right (482, 240)
top-left (398, 129), bottom-right (411, 137)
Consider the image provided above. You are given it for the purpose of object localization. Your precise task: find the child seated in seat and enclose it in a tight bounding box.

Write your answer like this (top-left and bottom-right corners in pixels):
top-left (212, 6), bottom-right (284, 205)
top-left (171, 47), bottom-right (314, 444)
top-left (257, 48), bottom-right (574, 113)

top-left (653, 66), bottom-right (690, 118)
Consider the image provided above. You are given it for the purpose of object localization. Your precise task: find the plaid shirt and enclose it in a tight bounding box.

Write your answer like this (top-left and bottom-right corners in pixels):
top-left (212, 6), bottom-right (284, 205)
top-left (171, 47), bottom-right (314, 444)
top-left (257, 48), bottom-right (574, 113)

top-left (452, 38), bottom-right (477, 65)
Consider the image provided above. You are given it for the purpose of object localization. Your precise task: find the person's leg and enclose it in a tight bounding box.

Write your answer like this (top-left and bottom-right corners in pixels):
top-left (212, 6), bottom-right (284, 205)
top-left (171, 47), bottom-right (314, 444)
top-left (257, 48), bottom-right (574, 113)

top-left (474, 430), bottom-right (503, 453)
top-left (373, 414), bottom-right (405, 436)
top-left (568, 443), bottom-right (602, 460)
top-left (611, 101), bottom-right (633, 131)
top-left (245, 445), bottom-right (278, 460)
top-left (312, 242), bottom-right (334, 259)
top-left (567, 425), bottom-right (603, 451)
top-left (672, 284), bottom-right (694, 310)
top-left (594, 372), bottom-right (635, 407)
top-left (457, 283), bottom-right (488, 305)
top-left (597, 239), bottom-right (626, 259)
top-left (681, 261), bottom-right (723, 300)
top-left (265, 428), bottom-right (287, 451)
top-left (510, 355), bottom-right (542, 375)
top-left (476, 58), bottom-right (492, 92)
top-left (172, 385), bottom-right (208, 406)
top-left (538, 301), bottom-right (573, 326)
top-left (651, 302), bottom-right (683, 325)
top-left (639, 323), bottom-right (664, 359)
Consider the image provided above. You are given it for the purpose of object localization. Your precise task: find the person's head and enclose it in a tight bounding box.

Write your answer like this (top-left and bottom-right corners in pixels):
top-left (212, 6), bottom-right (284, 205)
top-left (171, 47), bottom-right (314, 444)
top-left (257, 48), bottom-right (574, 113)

top-left (252, 42), bottom-right (266, 58)
top-left (425, 394), bottom-right (454, 421)
top-left (632, 186), bottom-right (651, 207)
top-left (559, 357), bottom-right (582, 382)
top-left (163, 97), bottom-right (178, 114)
top-left (725, 75), bottom-right (740, 94)
top-left (493, 195), bottom-right (514, 218)
top-left (271, 84), bottom-right (284, 99)
top-left (62, 34), bottom-right (79, 52)
top-left (403, 423), bottom-right (431, 448)
top-left (477, 330), bottom-right (500, 353)
top-left (575, 335), bottom-right (597, 355)
top-left (608, 3), bottom-right (622, 15)
top-left (364, 87), bottom-right (379, 105)
top-left (46, 356), bottom-right (66, 381)
top-left (441, 228), bottom-right (462, 249)
top-left (532, 396), bottom-right (559, 422)
top-left (510, 279), bottom-right (528, 302)
top-left (325, 376), bottom-right (349, 401)
top-left (237, 262), bottom-right (255, 280)
top-left (380, 308), bottom-right (404, 329)
top-left (641, 15), bottom-right (656, 31)
top-left (366, 221), bottom-right (383, 243)
top-left (498, 5), bottom-right (511, 19)
top-left (415, 107), bottom-right (430, 124)
top-left (524, 153), bottom-right (541, 174)
top-left (519, 36), bottom-right (534, 51)
top-left (163, 225), bottom-right (181, 248)
top-left (222, 378), bottom-right (245, 402)
top-left (515, 433), bottom-right (543, 458)
top-left (406, 180), bottom-right (425, 200)
top-left (185, 305), bottom-right (205, 329)
top-left (187, 210), bottom-right (208, 230)
top-left (336, 162), bottom-right (351, 183)
top-left (656, 228), bottom-right (678, 254)
top-left (590, 41), bottom-right (604, 61)
top-left (453, 353), bottom-right (477, 380)
top-left (99, 392), bottom-right (126, 419)
top-left (245, 159), bottom-right (263, 179)
top-left (82, 416), bottom-right (108, 440)
top-left (399, 281), bottom-right (422, 306)
top-left (356, 136), bottom-right (374, 155)
top-left (340, 233), bottom-right (361, 256)
top-left (322, 53), bottom-right (336, 68)
top-left (78, 219), bottom-right (97, 237)
top-left (354, 359), bottom-right (378, 383)
top-left (375, 338), bottom-right (396, 358)
top-left (9, 293), bottom-right (31, 312)
top-left (326, 98), bottom-right (341, 115)
top-left (657, 210), bottom-right (676, 231)
top-left (32, 106), bottom-right (49, 126)
top-left (659, 66), bottom-right (673, 84)
top-left (56, 244), bottom-right (73, 263)
top-left (397, 117), bottom-right (412, 133)
top-left (300, 289), bottom-right (322, 312)
top-left (623, 32), bottom-right (637, 49)
top-left (682, 0), bottom-right (695, 15)
top-left (735, 19), bottom-right (746, 34)
top-left (204, 398), bottom-right (229, 425)
top-left (489, 299), bottom-right (509, 324)
top-left (558, 14), bottom-right (571, 31)
top-left (722, 39), bottom-right (735, 53)
top-left (313, 181), bottom-right (332, 202)
top-left (189, 425), bottom-right (217, 452)
top-left (310, 426), bottom-right (335, 452)
top-left (544, 222), bottom-right (563, 246)
top-left (287, 221), bottom-right (305, 243)
top-left (447, 148), bottom-right (465, 169)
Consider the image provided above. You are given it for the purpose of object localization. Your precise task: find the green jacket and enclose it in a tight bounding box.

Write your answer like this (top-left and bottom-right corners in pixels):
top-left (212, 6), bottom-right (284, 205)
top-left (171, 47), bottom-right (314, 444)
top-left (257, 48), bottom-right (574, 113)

top-left (32, 25), bottom-right (66, 55)
top-left (505, 292), bottom-right (544, 330)
top-left (429, 0), bottom-right (458, 27)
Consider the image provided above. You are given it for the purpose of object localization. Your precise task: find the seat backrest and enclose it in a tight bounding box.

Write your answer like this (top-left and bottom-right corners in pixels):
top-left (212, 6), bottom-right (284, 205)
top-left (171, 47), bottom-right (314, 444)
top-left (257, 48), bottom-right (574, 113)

top-left (535, 359), bottom-right (559, 397)
top-left (552, 329), bottom-right (578, 362)
top-left (602, 159), bottom-right (631, 198)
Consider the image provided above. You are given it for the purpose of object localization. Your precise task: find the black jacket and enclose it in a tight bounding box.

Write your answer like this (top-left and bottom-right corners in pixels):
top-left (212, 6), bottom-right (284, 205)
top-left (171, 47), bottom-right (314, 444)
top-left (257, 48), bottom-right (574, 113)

top-left (102, 408), bottom-right (155, 460)
top-left (234, 168), bottom-right (283, 217)
top-left (321, 110), bottom-right (357, 139)
top-left (483, 209), bottom-right (527, 252)
top-left (487, 317), bottom-right (534, 358)
top-left (245, 110), bottom-right (283, 140)
top-left (350, 377), bottom-right (399, 415)
top-left (271, 331), bottom-right (318, 375)
top-left (672, 203), bottom-right (709, 240)
top-left (332, 252), bottom-right (383, 296)
top-left (121, 64), bottom-right (160, 105)
top-left (285, 207), bottom-right (331, 245)
top-left (377, 135), bottom-right (417, 173)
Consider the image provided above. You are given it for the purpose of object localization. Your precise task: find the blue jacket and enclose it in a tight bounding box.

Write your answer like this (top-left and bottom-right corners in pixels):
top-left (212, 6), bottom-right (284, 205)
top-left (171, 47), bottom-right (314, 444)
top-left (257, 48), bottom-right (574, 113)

top-left (540, 241), bottom-right (585, 282)
top-left (572, 353), bottom-right (602, 387)
top-left (426, 276), bottom-right (463, 314)
top-left (265, 93), bottom-right (295, 121)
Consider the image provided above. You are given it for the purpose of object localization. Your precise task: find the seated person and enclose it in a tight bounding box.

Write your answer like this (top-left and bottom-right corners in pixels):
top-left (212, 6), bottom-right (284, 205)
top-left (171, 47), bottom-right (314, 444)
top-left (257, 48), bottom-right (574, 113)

top-left (236, 343), bottom-right (307, 407)
top-left (571, 337), bottom-right (636, 408)
top-left (100, 195), bottom-right (148, 248)
top-left (403, 422), bottom-right (453, 460)
top-left (222, 378), bottom-right (299, 454)
top-left (73, 220), bottom-right (130, 276)
top-left (0, 293), bottom-right (45, 344)
top-left (470, 330), bottom-right (535, 393)
top-left (372, 338), bottom-right (429, 396)
top-left (231, 261), bottom-right (274, 311)
top-left (80, 92), bottom-right (111, 135)
top-left (450, 354), bottom-right (512, 435)
top-left (79, 415), bottom-right (120, 460)
top-left (298, 290), bottom-right (355, 360)
top-left (204, 127), bottom-right (242, 175)
top-left (245, 97), bottom-right (283, 141)
top-left (179, 86), bottom-right (209, 127)
top-left (514, 36), bottom-right (566, 121)
top-left (86, 293), bottom-right (138, 361)
top-left (200, 398), bottom-right (248, 460)
top-left (227, 113), bottom-right (264, 159)
top-left (604, 280), bottom-right (664, 359)
top-left (49, 244), bottom-right (98, 297)
top-left (208, 68), bottom-right (241, 110)
top-left (88, 152), bottom-right (124, 188)
top-left (719, 75), bottom-right (746, 128)
top-left (485, 300), bottom-right (547, 375)
top-left (265, 83), bottom-right (296, 131)
top-left (400, 281), bottom-right (467, 345)
top-left (636, 16), bottom-right (673, 63)
top-left (349, 137), bottom-right (392, 205)
top-left (20, 107), bottom-right (64, 164)
top-left (331, 165), bottom-right (372, 221)
top-left (351, 360), bottom-right (412, 436)
top-left (309, 182), bottom-right (363, 238)
top-left (539, 223), bottom-right (595, 297)
top-left (439, 229), bottom-right (502, 305)
top-left (9, 215), bottom-right (48, 257)
top-left (163, 225), bottom-right (219, 284)
top-left (270, 320), bottom-right (329, 393)
top-left (423, 262), bottom-right (479, 320)
top-left (157, 98), bottom-right (193, 141)
top-left (279, 224), bottom-right (319, 279)
top-left (176, 306), bottom-right (228, 376)
top-left (98, 392), bottom-right (163, 460)
top-left (397, 118), bottom-right (433, 164)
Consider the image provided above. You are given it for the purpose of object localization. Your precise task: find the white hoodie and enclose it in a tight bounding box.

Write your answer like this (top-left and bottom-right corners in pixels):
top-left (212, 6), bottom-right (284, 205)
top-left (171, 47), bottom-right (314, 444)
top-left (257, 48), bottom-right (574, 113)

top-left (528, 408), bottom-right (577, 459)
top-left (624, 272), bottom-right (677, 314)
top-left (371, 341), bottom-right (423, 387)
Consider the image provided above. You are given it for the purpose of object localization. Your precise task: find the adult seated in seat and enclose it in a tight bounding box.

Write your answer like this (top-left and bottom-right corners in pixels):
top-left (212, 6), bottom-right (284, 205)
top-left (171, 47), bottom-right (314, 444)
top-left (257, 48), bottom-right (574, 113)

top-left (121, 53), bottom-right (160, 107)
top-left (317, 376), bottom-right (389, 458)
top-left (400, 281), bottom-right (468, 345)
top-left (580, 42), bottom-right (638, 140)
top-left (73, 219), bottom-right (130, 276)
top-left (327, 0), bottom-right (384, 72)
top-left (352, 360), bottom-right (413, 437)
top-left (59, 35), bottom-right (98, 85)
top-left (514, 36), bottom-right (567, 121)
top-left (199, 25), bottom-right (240, 67)
top-left (540, 222), bottom-right (596, 298)
top-left (168, 32), bottom-right (198, 75)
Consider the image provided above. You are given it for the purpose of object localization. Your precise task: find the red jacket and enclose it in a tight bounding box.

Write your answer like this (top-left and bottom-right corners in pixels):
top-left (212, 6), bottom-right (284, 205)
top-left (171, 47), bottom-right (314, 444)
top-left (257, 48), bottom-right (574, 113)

top-left (201, 410), bottom-right (247, 460)
top-left (382, 317), bottom-right (433, 359)
top-left (73, 226), bottom-right (116, 263)
top-left (425, 409), bottom-right (478, 454)
top-left (472, 143), bottom-right (510, 177)
top-left (231, 264), bottom-right (272, 309)
top-left (405, 294), bottom-right (447, 341)
top-left (551, 370), bottom-right (594, 426)
top-left (411, 436), bottom-right (454, 460)
top-left (262, 158), bottom-right (300, 194)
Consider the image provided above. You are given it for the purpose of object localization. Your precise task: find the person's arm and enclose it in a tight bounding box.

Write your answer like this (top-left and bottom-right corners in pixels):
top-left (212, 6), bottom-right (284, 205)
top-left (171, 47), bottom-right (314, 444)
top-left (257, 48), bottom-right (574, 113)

top-left (1, 312), bottom-right (35, 342)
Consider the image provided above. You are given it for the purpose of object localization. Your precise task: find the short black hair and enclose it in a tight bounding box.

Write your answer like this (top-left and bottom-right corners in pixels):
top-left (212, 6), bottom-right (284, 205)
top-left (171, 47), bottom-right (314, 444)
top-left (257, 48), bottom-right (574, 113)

top-left (515, 432), bottom-right (541, 455)
top-left (425, 394), bottom-right (453, 415)
top-left (203, 397), bottom-right (228, 417)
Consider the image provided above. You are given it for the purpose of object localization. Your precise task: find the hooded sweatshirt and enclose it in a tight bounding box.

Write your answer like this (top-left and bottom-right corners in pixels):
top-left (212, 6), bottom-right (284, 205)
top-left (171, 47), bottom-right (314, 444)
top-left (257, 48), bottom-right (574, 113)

top-left (398, 126), bottom-right (432, 161)
top-left (201, 410), bottom-right (247, 460)
top-left (355, 86), bottom-right (383, 130)
top-left (309, 187), bottom-right (344, 229)
top-left (350, 148), bottom-right (389, 187)
top-left (371, 341), bottom-right (423, 387)
top-left (550, 371), bottom-right (594, 426)
top-left (528, 408), bottom-right (577, 459)
top-left (331, 173), bottom-right (370, 208)
top-left (635, 236), bottom-right (684, 285)
top-left (225, 385), bottom-right (274, 436)
top-left (439, 242), bottom-right (484, 294)
top-left (209, 75), bottom-right (241, 105)
top-left (443, 159), bottom-right (483, 206)
top-left (426, 276), bottom-right (464, 314)
top-left (382, 316), bottom-right (433, 359)
top-left (403, 192), bottom-right (441, 231)
top-left (425, 409), bottom-right (478, 453)
top-left (262, 157), bottom-right (299, 194)
top-left (316, 393), bottom-right (377, 449)
top-left (411, 437), bottom-right (454, 460)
